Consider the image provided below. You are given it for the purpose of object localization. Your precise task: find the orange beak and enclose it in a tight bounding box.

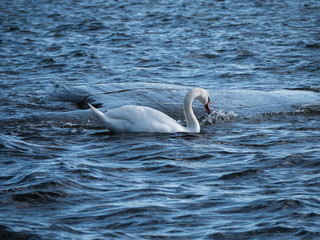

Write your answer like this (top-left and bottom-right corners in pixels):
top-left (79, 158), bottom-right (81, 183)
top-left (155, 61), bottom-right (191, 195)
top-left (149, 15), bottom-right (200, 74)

top-left (205, 99), bottom-right (211, 114)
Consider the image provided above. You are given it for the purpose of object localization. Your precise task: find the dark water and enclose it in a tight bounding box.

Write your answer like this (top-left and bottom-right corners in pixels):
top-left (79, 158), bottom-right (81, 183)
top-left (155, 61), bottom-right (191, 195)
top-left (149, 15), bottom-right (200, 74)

top-left (1, 0), bottom-right (320, 239)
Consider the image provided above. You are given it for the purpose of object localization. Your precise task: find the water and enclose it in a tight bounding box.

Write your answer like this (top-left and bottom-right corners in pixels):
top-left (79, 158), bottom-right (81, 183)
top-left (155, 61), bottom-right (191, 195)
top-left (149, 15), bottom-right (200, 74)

top-left (1, 0), bottom-right (320, 239)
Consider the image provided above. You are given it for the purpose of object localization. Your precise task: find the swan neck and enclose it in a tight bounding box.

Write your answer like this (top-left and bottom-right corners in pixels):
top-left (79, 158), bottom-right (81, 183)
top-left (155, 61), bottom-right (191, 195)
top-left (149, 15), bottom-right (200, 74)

top-left (183, 91), bottom-right (200, 132)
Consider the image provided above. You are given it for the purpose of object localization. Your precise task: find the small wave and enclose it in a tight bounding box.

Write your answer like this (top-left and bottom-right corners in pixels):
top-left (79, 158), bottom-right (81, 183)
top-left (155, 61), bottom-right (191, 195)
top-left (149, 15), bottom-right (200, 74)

top-left (12, 190), bottom-right (67, 204)
top-left (218, 169), bottom-right (261, 180)
top-left (285, 87), bottom-right (320, 93)
top-left (0, 225), bottom-right (41, 240)
top-left (206, 226), bottom-right (301, 240)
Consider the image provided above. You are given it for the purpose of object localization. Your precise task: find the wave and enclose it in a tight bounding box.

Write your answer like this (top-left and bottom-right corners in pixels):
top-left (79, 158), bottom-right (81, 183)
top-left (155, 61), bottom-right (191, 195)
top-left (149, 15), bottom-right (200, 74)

top-left (1, 83), bottom-right (319, 130)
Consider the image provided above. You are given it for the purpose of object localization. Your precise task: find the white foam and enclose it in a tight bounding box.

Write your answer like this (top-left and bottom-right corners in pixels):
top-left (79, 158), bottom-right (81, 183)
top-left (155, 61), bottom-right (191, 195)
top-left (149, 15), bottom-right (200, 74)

top-left (202, 110), bottom-right (239, 124)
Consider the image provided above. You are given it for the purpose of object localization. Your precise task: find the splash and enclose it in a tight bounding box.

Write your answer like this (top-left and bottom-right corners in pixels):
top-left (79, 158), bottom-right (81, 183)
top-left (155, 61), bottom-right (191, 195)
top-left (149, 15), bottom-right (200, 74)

top-left (202, 110), bottom-right (239, 124)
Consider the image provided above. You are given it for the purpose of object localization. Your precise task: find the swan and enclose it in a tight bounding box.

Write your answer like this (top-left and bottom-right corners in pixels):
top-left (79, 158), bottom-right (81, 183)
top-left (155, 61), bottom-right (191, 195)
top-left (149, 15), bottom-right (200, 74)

top-left (88, 88), bottom-right (211, 133)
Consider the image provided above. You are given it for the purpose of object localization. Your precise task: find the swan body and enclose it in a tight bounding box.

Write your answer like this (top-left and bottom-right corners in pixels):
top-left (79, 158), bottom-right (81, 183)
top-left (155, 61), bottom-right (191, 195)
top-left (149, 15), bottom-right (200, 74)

top-left (89, 88), bottom-right (211, 133)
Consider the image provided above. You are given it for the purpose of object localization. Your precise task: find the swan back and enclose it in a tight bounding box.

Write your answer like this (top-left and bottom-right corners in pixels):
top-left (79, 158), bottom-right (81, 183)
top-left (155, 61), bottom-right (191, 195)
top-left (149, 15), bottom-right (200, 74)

top-left (89, 104), bottom-right (187, 133)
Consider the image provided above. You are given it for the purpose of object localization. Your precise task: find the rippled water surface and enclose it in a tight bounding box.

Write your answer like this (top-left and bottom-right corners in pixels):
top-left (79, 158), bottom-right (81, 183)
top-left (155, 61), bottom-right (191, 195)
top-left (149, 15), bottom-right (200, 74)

top-left (1, 0), bottom-right (320, 239)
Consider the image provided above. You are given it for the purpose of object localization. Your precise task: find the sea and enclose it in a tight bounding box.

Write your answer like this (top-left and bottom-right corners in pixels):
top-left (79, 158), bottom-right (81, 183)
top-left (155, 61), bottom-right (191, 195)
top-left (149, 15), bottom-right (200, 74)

top-left (1, 0), bottom-right (320, 239)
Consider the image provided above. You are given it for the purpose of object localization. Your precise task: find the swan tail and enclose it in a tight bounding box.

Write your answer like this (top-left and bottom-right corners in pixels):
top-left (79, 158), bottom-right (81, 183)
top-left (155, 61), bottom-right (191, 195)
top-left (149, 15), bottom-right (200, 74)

top-left (88, 103), bottom-right (111, 127)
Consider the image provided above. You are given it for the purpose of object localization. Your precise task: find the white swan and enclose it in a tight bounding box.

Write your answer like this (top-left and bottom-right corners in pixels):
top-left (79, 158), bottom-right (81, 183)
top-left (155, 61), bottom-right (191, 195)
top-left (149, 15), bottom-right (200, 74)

top-left (88, 88), bottom-right (211, 133)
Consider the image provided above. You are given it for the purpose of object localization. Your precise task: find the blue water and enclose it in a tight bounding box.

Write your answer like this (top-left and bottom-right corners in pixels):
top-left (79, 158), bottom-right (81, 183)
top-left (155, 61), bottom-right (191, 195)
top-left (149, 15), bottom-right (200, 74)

top-left (1, 0), bottom-right (320, 239)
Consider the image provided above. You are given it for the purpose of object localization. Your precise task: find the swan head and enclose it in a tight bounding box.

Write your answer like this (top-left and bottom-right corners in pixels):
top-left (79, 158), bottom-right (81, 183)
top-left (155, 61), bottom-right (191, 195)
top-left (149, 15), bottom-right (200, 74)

top-left (184, 88), bottom-right (212, 116)
top-left (195, 88), bottom-right (211, 114)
